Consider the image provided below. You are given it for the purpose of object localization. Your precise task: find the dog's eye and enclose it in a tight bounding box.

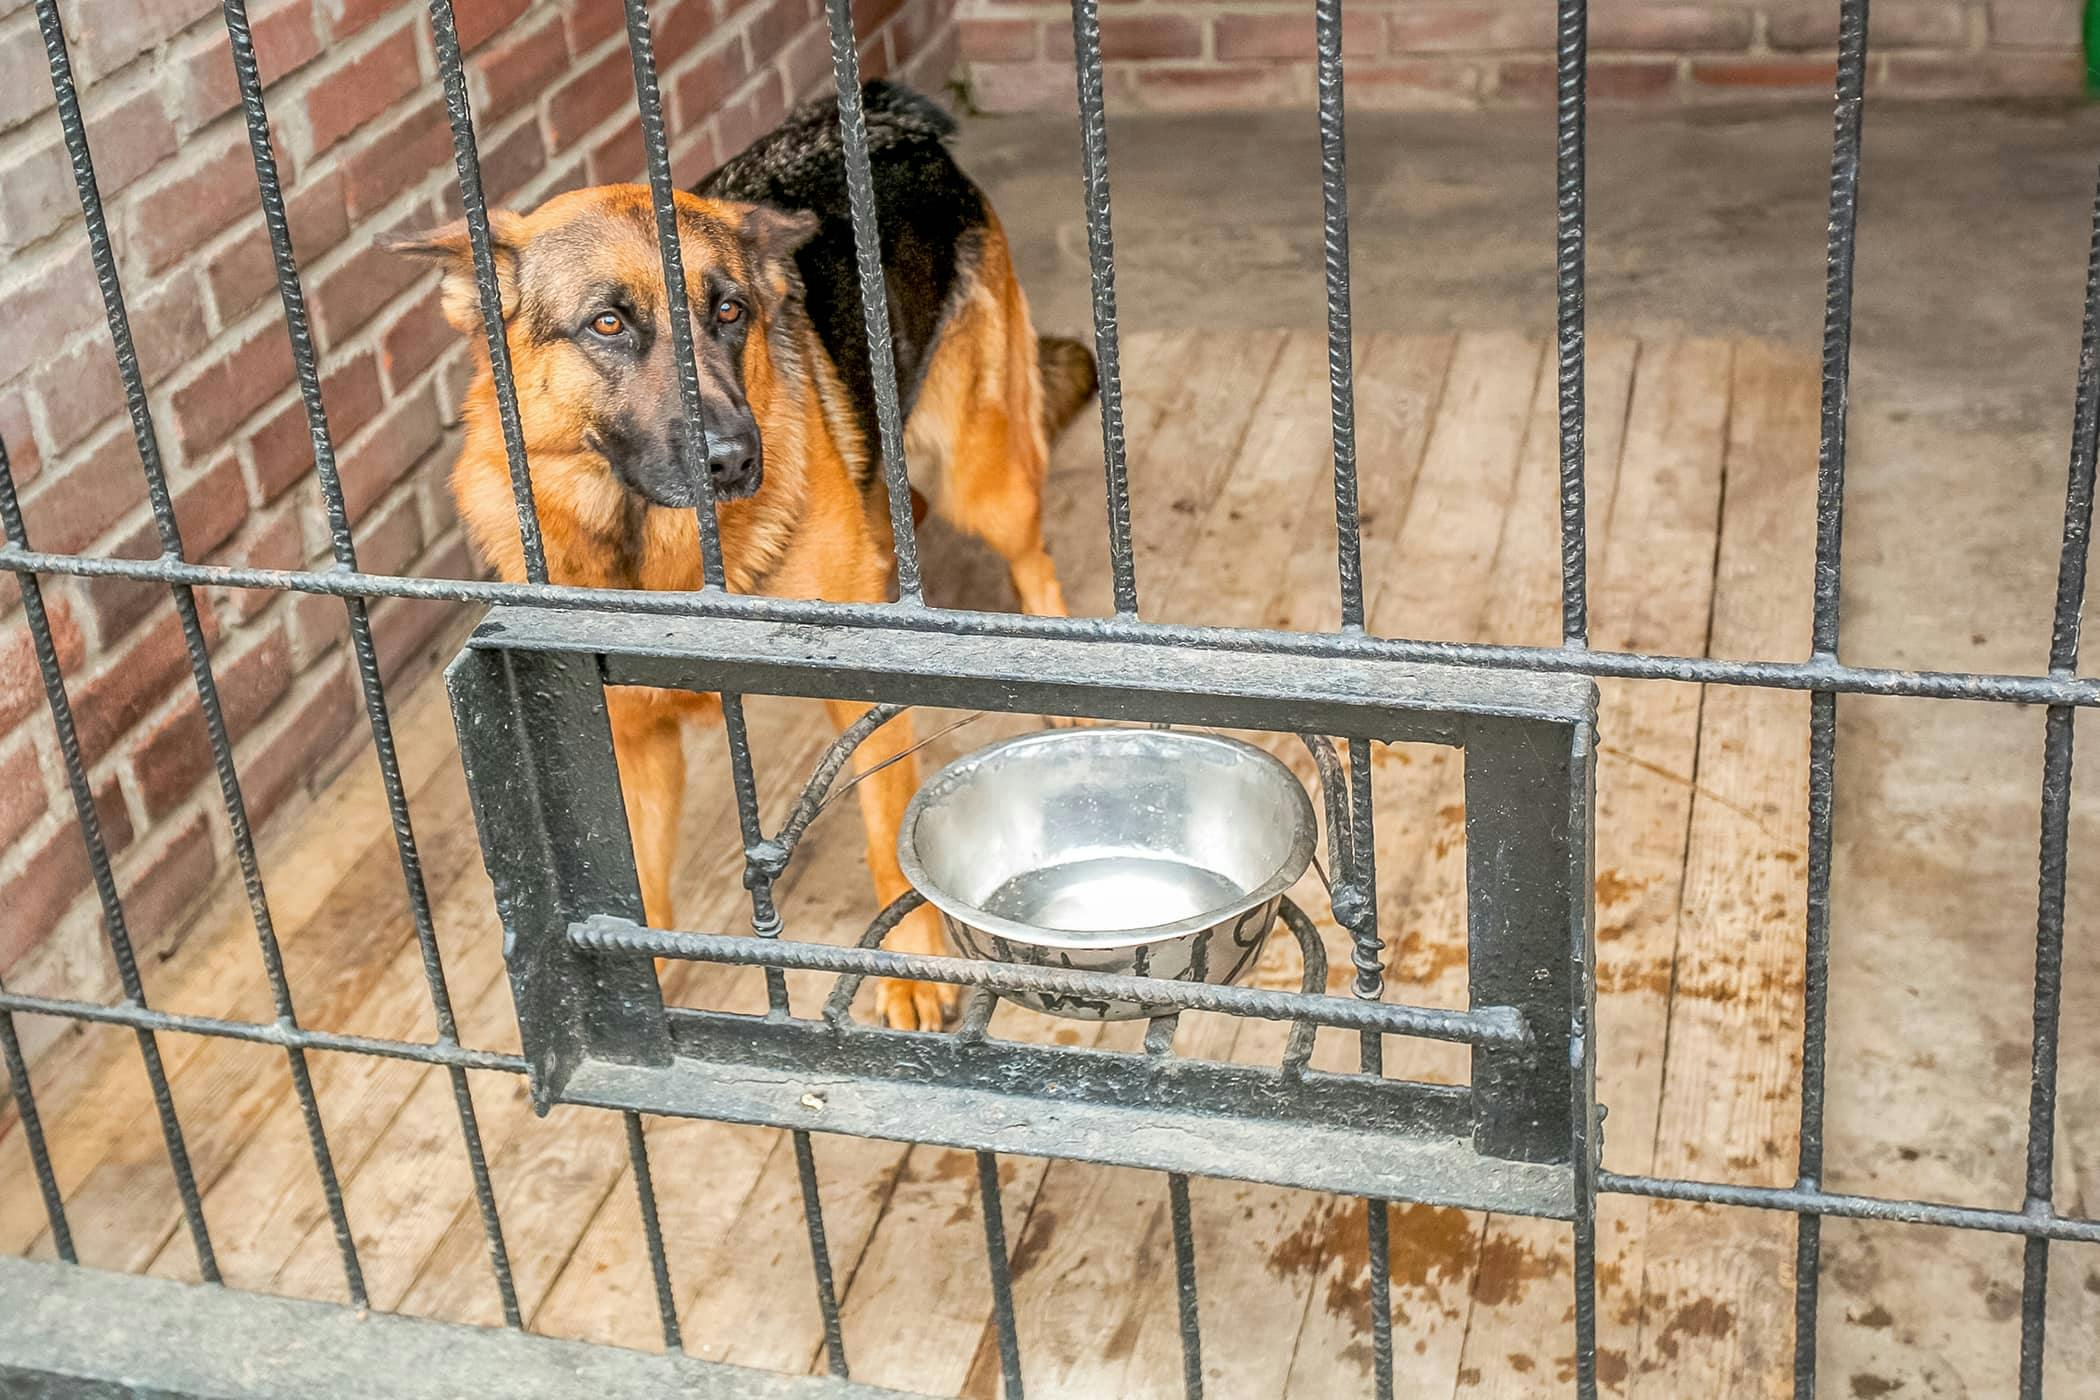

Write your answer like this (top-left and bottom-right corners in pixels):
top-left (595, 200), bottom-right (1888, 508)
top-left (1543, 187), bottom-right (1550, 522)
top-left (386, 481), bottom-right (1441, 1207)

top-left (715, 299), bottom-right (743, 325)
top-left (589, 311), bottom-right (625, 338)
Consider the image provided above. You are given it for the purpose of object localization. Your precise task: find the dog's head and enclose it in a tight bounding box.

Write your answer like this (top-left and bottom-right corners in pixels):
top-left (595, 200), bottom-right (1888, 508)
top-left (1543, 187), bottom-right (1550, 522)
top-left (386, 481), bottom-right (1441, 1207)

top-left (386, 186), bottom-right (818, 508)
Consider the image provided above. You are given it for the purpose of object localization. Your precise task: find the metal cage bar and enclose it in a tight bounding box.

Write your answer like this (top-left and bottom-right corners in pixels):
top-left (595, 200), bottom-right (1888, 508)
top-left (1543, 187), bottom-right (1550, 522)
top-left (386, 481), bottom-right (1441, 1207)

top-left (33, 0), bottom-right (366, 1302)
top-left (221, 0), bottom-right (522, 1325)
top-left (1794, 0), bottom-right (1871, 1388)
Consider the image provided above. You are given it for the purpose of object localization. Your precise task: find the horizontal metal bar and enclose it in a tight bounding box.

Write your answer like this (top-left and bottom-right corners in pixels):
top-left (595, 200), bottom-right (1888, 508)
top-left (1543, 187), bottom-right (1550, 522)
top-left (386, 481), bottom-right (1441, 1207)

top-left (0, 1255), bottom-right (921, 1399)
top-left (2, 548), bottom-right (2091, 707)
top-left (1599, 1171), bottom-right (2100, 1245)
top-left (0, 991), bottom-right (527, 1074)
top-left (571, 918), bottom-right (1530, 1046)
top-left (563, 1009), bottom-right (1574, 1215)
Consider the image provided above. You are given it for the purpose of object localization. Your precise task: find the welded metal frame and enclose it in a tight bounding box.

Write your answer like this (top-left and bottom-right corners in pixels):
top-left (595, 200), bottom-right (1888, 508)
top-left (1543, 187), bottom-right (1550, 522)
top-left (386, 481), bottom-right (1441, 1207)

top-left (0, 0), bottom-right (2096, 1396)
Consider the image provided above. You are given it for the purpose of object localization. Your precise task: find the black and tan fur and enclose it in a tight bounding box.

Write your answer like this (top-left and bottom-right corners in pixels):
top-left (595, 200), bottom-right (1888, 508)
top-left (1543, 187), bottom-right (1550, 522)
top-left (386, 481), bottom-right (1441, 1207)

top-left (390, 82), bottom-right (1096, 1029)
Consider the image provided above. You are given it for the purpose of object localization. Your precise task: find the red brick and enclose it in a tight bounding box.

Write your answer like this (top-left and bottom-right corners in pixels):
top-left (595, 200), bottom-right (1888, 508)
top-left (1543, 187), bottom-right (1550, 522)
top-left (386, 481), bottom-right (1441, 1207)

top-left (454, 0), bottom-right (532, 51)
top-left (204, 172), bottom-right (351, 324)
top-left (126, 134), bottom-right (272, 276)
top-left (1591, 5), bottom-right (1754, 51)
top-left (210, 503), bottom-right (306, 624)
top-left (0, 821), bottom-right (91, 972)
top-left (377, 294), bottom-right (455, 396)
top-left (1502, 55), bottom-right (1676, 100)
top-left (1689, 56), bottom-right (1836, 89)
top-left (586, 113), bottom-right (646, 185)
top-left (1122, 62), bottom-right (1319, 111)
top-left (749, 66), bottom-right (790, 131)
top-left (967, 60), bottom-right (1081, 114)
top-left (131, 625), bottom-right (294, 816)
top-left (30, 276), bottom-right (208, 457)
top-left (286, 586), bottom-right (346, 667)
top-left (478, 112), bottom-right (549, 204)
top-left (1768, 1), bottom-right (1968, 50)
top-left (1990, 0), bottom-right (2078, 46)
top-left (658, 0), bottom-right (722, 61)
top-left (1340, 59), bottom-right (1484, 107)
top-left (70, 0), bottom-right (218, 81)
top-left (0, 246), bottom-right (105, 389)
top-left (673, 37), bottom-right (757, 130)
top-left (71, 612), bottom-right (198, 765)
top-left (113, 811), bottom-right (214, 950)
top-left (1, 86), bottom-right (176, 252)
top-left (959, 17), bottom-right (1040, 61)
top-left (669, 125), bottom-right (725, 187)
top-left (320, 0), bottom-right (397, 41)
top-left (236, 666), bottom-right (357, 830)
top-left (170, 326), bottom-right (297, 457)
top-left (303, 24), bottom-right (422, 159)
top-left (1388, 3), bottom-right (1555, 52)
top-left (893, 0), bottom-right (955, 76)
top-left (1044, 13), bottom-right (1203, 60)
top-left (0, 600), bottom-right (86, 734)
top-left (371, 586), bottom-right (466, 684)
top-left (311, 233), bottom-right (426, 351)
top-left (470, 13), bottom-right (572, 123)
top-left (74, 455), bottom-right (249, 642)
top-left (0, 394), bottom-right (40, 489)
top-left (243, 349), bottom-right (380, 504)
top-left (546, 43), bottom-right (636, 152)
top-left (563, 0), bottom-right (628, 54)
top-left (0, 741), bottom-right (49, 853)
top-left (14, 431), bottom-right (150, 557)
top-left (779, 24), bottom-right (833, 98)
top-left (1882, 50), bottom-right (2084, 92)
top-left (356, 487), bottom-right (427, 577)
top-left (174, 0), bottom-right (325, 133)
top-left (341, 384), bottom-right (444, 522)
top-left (342, 100), bottom-right (452, 224)
top-left (751, 0), bottom-right (817, 57)
top-left (1212, 11), bottom-right (1381, 62)
top-left (0, 21), bottom-right (57, 138)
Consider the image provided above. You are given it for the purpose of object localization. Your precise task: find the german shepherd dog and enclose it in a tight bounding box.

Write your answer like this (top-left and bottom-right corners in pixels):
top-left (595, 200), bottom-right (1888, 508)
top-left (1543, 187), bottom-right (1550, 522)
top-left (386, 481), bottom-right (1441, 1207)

top-left (390, 83), bottom-right (1097, 1029)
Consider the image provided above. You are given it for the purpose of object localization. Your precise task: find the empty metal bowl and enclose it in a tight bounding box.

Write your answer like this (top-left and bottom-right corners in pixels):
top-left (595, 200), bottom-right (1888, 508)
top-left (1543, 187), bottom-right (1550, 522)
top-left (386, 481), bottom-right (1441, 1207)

top-left (896, 727), bottom-right (1318, 1019)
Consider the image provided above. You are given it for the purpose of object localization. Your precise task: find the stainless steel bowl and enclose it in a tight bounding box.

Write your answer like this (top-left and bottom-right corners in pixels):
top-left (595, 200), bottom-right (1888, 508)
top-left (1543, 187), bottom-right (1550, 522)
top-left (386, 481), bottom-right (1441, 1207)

top-left (896, 728), bottom-right (1319, 1020)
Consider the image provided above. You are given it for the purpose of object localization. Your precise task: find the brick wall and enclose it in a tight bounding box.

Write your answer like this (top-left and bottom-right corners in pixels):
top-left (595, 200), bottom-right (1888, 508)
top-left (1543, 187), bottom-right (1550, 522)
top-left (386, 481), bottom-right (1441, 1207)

top-left (959, 0), bottom-right (2086, 110)
top-left (0, 0), bottom-right (956, 1036)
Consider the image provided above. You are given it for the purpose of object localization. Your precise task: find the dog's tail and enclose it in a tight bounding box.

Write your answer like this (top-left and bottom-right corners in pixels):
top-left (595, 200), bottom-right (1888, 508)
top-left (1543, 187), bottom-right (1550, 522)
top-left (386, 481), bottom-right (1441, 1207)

top-left (1037, 336), bottom-right (1099, 443)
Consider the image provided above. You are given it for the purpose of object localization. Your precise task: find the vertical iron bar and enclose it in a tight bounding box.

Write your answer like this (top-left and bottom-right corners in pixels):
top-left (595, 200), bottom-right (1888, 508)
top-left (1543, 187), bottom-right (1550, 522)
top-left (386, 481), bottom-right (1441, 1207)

top-left (1166, 1173), bottom-right (1203, 1400)
top-left (427, 0), bottom-right (549, 584)
top-left (792, 1129), bottom-right (851, 1377)
top-left (1795, 0), bottom-right (1869, 1390)
top-left (0, 436), bottom-right (216, 1281)
top-left (1312, 0), bottom-right (1364, 631)
top-left (821, 0), bottom-right (924, 603)
top-left (1555, 0), bottom-right (1590, 647)
top-left (1365, 1198), bottom-right (1394, 1400)
top-left (37, 0), bottom-right (363, 1304)
top-left (625, 1111), bottom-right (683, 1351)
top-left (0, 974), bottom-right (75, 1262)
top-left (1068, 0), bottom-right (1138, 616)
top-left (2017, 158), bottom-right (2100, 1399)
top-left (622, 0), bottom-right (728, 589)
top-left (219, 0), bottom-right (519, 1325)
top-left (975, 1151), bottom-right (1025, 1399)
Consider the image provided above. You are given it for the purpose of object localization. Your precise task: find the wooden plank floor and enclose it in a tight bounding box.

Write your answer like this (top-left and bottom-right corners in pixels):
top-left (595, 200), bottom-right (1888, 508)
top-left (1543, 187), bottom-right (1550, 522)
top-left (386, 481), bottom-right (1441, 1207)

top-left (5, 329), bottom-right (2097, 1398)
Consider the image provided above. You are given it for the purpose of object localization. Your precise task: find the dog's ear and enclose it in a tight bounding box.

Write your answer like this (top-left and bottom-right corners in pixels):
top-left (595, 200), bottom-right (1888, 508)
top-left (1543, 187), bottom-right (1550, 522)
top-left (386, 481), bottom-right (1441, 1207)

top-left (739, 205), bottom-right (819, 278)
top-left (379, 211), bottom-right (528, 335)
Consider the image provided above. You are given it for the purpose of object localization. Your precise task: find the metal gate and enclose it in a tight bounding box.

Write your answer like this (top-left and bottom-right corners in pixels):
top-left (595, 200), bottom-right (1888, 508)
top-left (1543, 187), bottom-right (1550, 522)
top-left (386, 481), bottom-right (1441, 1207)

top-left (1, 0), bottom-right (2097, 1396)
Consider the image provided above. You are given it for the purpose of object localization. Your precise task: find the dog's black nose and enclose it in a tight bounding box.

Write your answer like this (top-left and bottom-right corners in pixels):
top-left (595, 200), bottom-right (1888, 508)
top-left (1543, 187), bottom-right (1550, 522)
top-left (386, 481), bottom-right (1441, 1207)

top-left (707, 432), bottom-right (761, 498)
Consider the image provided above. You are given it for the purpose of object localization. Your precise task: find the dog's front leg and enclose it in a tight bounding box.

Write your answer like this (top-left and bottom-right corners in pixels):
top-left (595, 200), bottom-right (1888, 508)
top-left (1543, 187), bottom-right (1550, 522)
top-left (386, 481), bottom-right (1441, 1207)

top-left (607, 689), bottom-right (687, 936)
top-left (824, 700), bottom-right (957, 1030)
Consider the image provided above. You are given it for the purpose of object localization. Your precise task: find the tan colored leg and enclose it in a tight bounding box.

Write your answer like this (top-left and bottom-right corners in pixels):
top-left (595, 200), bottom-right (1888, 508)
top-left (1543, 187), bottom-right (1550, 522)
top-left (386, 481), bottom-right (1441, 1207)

top-left (607, 691), bottom-right (686, 934)
top-left (824, 699), bottom-right (956, 1030)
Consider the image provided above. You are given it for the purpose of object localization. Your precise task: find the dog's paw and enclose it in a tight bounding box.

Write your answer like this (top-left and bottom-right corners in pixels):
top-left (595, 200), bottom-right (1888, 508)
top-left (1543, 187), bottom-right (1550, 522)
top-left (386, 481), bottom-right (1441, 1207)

top-left (875, 976), bottom-right (959, 1031)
